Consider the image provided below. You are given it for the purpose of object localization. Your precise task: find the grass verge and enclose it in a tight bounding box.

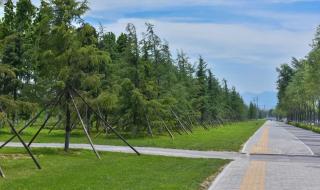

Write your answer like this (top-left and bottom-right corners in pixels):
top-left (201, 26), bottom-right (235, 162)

top-left (288, 122), bottom-right (320, 133)
top-left (0, 120), bottom-right (265, 151)
top-left (0, 148), bottom-right (229, 190)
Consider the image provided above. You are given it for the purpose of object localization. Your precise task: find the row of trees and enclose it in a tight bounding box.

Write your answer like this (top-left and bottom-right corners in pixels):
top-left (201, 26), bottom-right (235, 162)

top-left (247, 102), bottom-right (268, 119)
top-left (276, 26), bottom-right (320, 124)
top-left (0, 0), bottom-right (248, 147)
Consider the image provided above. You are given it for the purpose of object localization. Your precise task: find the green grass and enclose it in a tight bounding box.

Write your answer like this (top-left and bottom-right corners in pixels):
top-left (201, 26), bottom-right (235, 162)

top-left (0, 120), bottom-right (265, 151)
top-left (0, 148), bottom-right (229, 190)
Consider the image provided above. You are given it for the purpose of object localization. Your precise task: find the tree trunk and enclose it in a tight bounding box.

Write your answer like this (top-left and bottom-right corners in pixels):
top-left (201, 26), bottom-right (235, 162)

top-left (64, 95), bottom-right (71, 151)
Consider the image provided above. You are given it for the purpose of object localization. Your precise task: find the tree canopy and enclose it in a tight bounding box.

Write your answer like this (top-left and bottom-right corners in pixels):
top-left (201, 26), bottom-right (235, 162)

top-left (276, 25), bottom-right (320, 124)
top-left (0, 0), bottom-right (249, 142)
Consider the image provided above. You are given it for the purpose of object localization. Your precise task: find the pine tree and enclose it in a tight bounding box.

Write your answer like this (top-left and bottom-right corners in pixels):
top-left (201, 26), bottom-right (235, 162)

top-left (33, 0), bottom-right (110, 150)
top-left (207, 69), bottom-right (221, 121)
top-left (0, 0), bottom-right (36, 122)
top-left (195, 56), bottom-right (208, 123)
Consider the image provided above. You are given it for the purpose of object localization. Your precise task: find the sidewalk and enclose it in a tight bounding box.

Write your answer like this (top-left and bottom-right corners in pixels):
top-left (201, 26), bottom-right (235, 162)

top-left (209, 121), bottom-right (320, 190)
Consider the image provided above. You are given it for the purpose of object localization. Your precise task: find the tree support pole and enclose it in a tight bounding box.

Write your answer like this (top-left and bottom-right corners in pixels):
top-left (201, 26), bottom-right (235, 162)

top-left (187, 114), bottom-right (194, 127)
top-left (27, 114), bottom-right (51, 147)
top-left (182, 120), bottom-right (193, 133)
top-left (0, 92), bottom-right (62, 148)
top-left (1, 111), bottom-right (41, 169)
top-left (70, 92), bottom-right (101, 159)
top-left (171, 109), bottom-right (189, 134)
top-left (71, 88), bottom-right (140, 156)
top-left (48, 116), bottom-right (62, 134)
top-left (28, 94), bottom-right (63, 147)
top-left (160, 118), bottom-right (174, 140)
top-left (0, 107), bottom-right (46, 149)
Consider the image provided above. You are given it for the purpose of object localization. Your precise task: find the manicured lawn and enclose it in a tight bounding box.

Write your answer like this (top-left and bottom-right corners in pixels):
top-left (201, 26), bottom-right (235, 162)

top-left (0, 148), bottom-right (229, 190)
top-left (0, 120), bottom-right (265, 151)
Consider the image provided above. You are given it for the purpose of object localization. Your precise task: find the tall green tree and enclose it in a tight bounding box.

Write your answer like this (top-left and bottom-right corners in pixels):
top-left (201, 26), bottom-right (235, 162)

top-left (33, 0), bottom-right (110, 150)
top-left (195, 56), bottom-right (208, 123)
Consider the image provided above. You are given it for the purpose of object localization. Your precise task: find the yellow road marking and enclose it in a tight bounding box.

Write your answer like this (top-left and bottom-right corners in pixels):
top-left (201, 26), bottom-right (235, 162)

top-left (240, 161), bottom-right (266, 190)
top-left (251, 126), bottom-right (269, 154)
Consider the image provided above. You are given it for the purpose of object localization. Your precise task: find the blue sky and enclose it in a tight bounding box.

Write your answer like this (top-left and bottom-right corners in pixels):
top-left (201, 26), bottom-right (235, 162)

top-left (2, 0), bottom-right (320, 93)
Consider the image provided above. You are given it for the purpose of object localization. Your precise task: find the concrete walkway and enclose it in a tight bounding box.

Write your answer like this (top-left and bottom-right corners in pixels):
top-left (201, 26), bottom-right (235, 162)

top-left (2, 142), bottom-right (243, 160)
top-left (209, 121), bottom-right (320, 190)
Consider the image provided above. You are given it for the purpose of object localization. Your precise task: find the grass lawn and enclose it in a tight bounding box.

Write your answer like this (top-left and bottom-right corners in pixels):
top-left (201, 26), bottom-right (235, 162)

top-left (0, 120), bottom-right (265, 151)
top-left (0, 148), bottom-right (229, 190)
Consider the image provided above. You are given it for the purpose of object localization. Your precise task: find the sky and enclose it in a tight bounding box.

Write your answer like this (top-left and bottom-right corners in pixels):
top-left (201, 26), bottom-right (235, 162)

top-left (1, 0), bottom-right (320, 94)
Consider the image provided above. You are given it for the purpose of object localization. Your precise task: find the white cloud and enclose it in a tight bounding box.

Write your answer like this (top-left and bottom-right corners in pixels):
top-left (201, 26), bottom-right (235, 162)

top-left (241, 10), bottom-right (320, 31)
top-left (103, 18), bottom-right (313, 64)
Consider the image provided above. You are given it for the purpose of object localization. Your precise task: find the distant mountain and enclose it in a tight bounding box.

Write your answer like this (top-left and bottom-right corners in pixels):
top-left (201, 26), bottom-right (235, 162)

top-left (241, 91), bottom-right (277, 110)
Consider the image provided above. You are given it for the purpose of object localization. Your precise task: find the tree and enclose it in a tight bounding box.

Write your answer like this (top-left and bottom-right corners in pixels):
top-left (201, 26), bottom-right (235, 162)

top-left (207, 69), bottom-right (221, 121)
top-left (276, 25), bottom-right (320, 124)
top-left (195, 56), bottom-right (208, 123)
top-left (1, 1), bottom-right (249, 140)
top-left (276, 64), bottom-right (294, 114)
top-left (248, 102), bottom-right (257, 119)
top-left (0, 0), bottom-right (36, 123)
top-left (33, 0), bottom-right (110, 150)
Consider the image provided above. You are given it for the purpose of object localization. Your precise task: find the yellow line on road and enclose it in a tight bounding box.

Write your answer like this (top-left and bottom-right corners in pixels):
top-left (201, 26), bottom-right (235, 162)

top-left (251, 126), bottom-right (269, 154)
top-left (240, 161), bottom-right (266, 190)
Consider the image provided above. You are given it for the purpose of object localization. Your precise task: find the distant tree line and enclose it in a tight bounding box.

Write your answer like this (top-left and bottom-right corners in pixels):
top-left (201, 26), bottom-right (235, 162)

top-left (0, 0), bottom-right (249, 142)
top-left (276, 26), bottom-right (320, 124)
top-left (247, 101), bottom-right (270, 120)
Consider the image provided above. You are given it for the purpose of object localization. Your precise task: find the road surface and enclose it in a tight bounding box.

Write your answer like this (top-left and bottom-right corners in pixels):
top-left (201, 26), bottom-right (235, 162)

top-left (210, 121), bottom-right (320, 190)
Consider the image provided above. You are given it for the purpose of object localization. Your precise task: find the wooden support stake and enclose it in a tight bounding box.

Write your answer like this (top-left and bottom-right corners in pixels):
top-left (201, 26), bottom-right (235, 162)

top-left (48, 116), bottom-right (62, 134)
top-left (171, 109), bottom-right (189, 134)
top-left (0, 92), bottom-right (62, 148)
top-left (2, 112), bottom-right (41, 169)
top-left (160, 118), bottom-right (174, 140)
top-left (28, 114), bottom-right (51, 147)
top-left (72, 87), bottom-right (140, 156)
top-left (70, 92), bottom-right (101, 160)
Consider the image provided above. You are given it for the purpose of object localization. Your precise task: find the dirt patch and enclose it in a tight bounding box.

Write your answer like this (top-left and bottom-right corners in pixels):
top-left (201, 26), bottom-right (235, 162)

top-left (0, 154), bottom-right (31, 160)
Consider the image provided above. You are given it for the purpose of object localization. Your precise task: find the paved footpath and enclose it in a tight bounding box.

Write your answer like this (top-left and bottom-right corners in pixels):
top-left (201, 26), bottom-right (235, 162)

top-left (3, 142), bottom-right (242, 160)
top-left (209, 121), bottom-right (320, 190)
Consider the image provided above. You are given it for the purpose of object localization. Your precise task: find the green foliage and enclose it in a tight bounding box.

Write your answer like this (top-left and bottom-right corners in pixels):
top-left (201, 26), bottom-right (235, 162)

top-left (0, 0), bottom-right (248, 137)
top-left (276, 25), bottom-right (320, 123)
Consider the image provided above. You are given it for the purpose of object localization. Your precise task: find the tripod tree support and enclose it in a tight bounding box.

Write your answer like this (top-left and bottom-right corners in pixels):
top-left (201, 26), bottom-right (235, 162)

top-left (69, 92), bottom-right (101, 160)
top-left (0, 108), bottom-right (41, 169)
top-left (71, 87), bottom-right (140, 156)
top-left (0, 92), bottom-right (63, 149)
